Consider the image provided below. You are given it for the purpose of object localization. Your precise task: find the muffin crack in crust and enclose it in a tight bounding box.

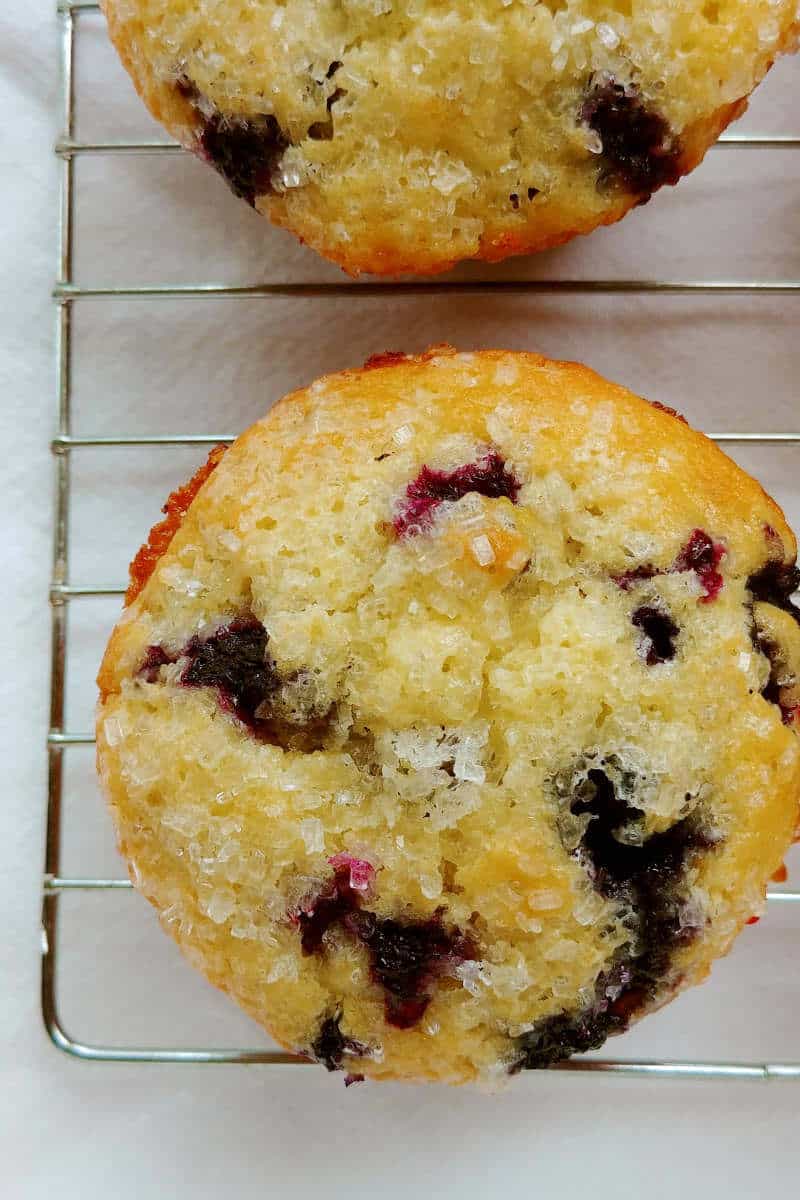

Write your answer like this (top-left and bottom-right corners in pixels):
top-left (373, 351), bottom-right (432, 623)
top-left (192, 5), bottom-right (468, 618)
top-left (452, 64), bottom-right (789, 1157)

top-left (97, 348), bottom-right (800, 1084)
top-left (101, 1), bottom-right (799, 274)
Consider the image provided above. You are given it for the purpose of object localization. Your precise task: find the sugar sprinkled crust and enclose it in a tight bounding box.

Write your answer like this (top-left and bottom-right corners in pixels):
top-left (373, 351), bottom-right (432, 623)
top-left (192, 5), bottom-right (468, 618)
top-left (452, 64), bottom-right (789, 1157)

top-left (97, 348), bottom-right (800, 1084)
top-left (100, 0), bottom-right (798, 275)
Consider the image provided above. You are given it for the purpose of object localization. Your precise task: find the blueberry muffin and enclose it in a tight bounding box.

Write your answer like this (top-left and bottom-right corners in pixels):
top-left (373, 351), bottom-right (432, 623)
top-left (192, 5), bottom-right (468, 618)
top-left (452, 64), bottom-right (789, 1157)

top-left (97, 348), bottom-right (800, 1084)
top-left (101, 0), bottom-right (797, 275)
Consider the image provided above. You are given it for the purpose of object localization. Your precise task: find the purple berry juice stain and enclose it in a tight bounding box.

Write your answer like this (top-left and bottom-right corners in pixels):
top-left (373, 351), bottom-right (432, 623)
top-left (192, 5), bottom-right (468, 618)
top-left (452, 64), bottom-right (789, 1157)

top-left (393, 450), bottom-right (520, 538)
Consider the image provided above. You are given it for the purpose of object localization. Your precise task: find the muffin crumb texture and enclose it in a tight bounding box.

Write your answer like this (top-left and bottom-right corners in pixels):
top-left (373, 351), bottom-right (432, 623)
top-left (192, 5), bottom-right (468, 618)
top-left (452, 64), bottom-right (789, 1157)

top-left (101, 0), bottom-right (798, 273)
top-left (97, 348), bottom-right (800, 1084)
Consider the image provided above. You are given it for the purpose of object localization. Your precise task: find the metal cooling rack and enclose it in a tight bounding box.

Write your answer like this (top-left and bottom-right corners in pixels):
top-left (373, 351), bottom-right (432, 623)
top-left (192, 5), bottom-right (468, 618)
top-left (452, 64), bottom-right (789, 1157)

top-left (42, 0), bottom-right (800, 1077)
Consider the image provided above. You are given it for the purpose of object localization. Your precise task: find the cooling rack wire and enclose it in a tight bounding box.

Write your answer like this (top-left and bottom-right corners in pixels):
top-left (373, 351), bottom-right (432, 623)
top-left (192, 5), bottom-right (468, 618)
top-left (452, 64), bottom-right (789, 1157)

top-left (42, 0), bottom-right (800, 1077)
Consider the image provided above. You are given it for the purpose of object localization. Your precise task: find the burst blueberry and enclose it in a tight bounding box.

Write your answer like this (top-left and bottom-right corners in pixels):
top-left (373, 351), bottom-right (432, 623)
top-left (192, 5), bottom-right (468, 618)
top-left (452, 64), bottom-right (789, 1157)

top-left (631, 605), bottom-right (679, 665)
top-left (673, 529), bottom-right (725, 602)
top-left (181, 618), bottom-right (278, 726)
top-left (139, 644), bottom-right (174, 683)
top-left (513, 996), bottom-right (622, 1070)
top-left (200, 111), bottom-right (289, 205)
top-left (349, 910), bottom-right (477, 1028)
top-left (612, 528), bottom-right (725, 602)
top-left (311, 1012), bottom-right (368, 1072)
top-left (296, 858), bottom-right (374, 956)
top-left (393, 450), bottom-right (520, 538)
top-left (535, 758), bottom-right (720, 1070)
top-left (747, 558), bottom-right (800, 620)
top-left (581, 77), bottom-right (682, 195)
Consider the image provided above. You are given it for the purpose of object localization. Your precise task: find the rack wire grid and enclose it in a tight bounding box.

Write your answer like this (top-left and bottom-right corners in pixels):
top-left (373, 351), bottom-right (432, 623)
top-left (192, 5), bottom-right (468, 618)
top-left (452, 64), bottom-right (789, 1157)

top-left (42, 0), bottom-right (800, 1078)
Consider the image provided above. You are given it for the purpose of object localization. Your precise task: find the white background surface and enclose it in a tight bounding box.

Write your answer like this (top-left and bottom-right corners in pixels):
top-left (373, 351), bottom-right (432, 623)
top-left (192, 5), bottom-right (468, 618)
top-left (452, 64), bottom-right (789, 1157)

top-left (2, 5), bottom-right (800, 1197)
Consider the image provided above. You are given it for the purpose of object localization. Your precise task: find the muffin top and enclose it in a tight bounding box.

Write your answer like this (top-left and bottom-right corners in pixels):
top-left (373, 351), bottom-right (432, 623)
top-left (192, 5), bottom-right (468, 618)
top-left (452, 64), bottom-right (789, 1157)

top-left (101, 0), bottom-right (798, 273)
top-left (97, 348), bottom-right (800, 1083)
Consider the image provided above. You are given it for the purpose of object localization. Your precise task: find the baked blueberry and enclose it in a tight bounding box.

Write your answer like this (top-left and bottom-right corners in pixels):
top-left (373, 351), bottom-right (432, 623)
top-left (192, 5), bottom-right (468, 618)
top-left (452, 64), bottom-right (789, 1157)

top-left (181, 618), bottom-right (276, 723)
top-left (631, 605), bottom-right (679, 665)
top-left (349, 910), bottom-right (477, 1029)
top-left (580, 77), bottom-right (681, 195)
top-left (295, 856), bottom-right (375, 955)
top-left (393, 451), bottom-right (520, 538)
top-left (311, 1012), bottom-right (368, 1072)
top-left (199, 111), bottom-right (289, 205)
top-left (748, 557), bottom-right (800, 617)
top-left (673, 529), bottom-right (725, 602)
top-left (613, 529), bottom-right (725, 602)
